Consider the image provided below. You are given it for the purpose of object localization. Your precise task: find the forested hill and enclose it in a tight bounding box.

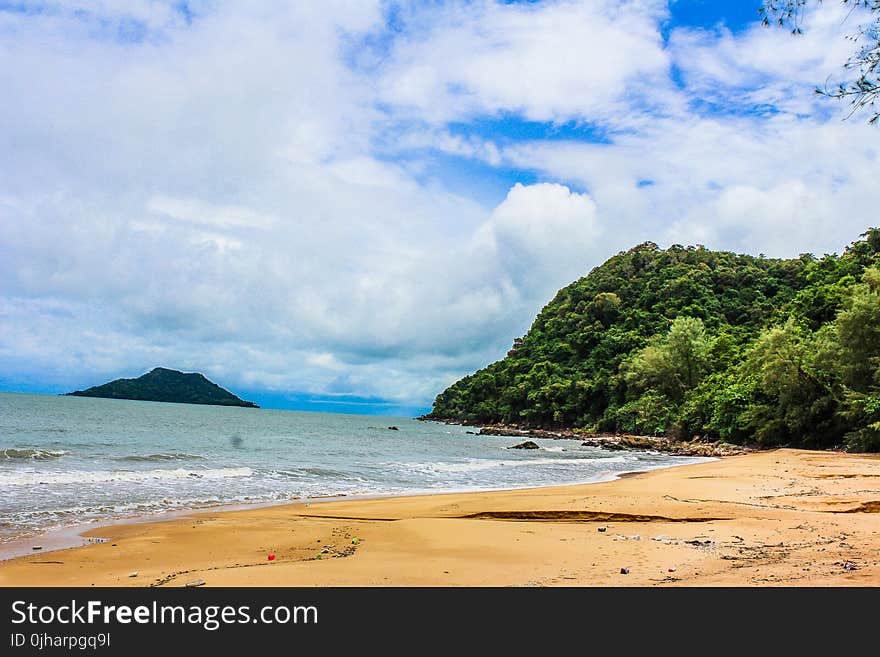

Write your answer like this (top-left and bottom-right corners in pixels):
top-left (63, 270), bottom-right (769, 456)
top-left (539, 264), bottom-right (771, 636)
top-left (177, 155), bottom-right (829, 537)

top-left (428, 230), bottom-right (880, 452)
top-left (67, 367), bottom-right (259, 408)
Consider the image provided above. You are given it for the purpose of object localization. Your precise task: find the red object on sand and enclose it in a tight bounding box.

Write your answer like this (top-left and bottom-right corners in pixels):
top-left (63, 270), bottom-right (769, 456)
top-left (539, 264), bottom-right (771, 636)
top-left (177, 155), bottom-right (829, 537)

top-left (268, 553), bottom-right (276, 561)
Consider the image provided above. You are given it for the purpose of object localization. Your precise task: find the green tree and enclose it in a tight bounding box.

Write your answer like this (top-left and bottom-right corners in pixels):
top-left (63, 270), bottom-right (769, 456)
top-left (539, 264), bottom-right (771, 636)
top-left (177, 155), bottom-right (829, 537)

top-left (737, 319), bottom-right (842, 447)
top-left (622, 316), bottom-right (712, 403)
top-left (836, 266), bottom-right (880, 390)
top-left (834, 266), bottom-right (880, 450)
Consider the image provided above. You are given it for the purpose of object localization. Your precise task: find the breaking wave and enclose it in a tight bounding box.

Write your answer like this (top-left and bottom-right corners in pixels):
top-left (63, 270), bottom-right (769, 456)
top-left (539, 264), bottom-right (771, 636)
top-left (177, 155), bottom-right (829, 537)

top-left (403, 455), bottom-right (630, 475)
top-left (0, 467), bottom-right (253, 486)
top-left (116, 453), bottom-right (205, 462)
top-left (0, 448), bottom-right (70, 460)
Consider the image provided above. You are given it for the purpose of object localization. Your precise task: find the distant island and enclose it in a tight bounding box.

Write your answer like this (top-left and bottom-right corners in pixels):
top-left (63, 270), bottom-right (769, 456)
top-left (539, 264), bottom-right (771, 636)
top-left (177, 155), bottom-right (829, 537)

top-left (66, 367), bottom-right (259, 408)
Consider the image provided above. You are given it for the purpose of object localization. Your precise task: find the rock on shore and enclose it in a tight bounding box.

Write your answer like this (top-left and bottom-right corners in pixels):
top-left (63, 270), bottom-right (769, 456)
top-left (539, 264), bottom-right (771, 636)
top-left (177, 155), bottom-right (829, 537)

top-left (508, 441), bottom-right (540, 450)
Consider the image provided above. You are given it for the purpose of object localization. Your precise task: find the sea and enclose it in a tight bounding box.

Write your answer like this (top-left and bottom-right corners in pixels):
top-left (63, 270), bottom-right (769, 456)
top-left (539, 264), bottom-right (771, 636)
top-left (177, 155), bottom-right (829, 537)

top-left (0, 392), bottom-right (709, 545)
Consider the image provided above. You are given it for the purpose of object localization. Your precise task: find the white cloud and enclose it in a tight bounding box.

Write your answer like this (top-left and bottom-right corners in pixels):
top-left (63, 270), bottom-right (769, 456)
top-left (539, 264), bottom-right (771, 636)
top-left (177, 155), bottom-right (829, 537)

top-left (476, 182), bottom-right (600, 295)
top-left (669, 2), bottom-right (871, 116)
top-left (504, 112), bottom-right (880, 259)
top-left (147, 196), bottom-right (276, 229)
top-left (377, 0), bottom-right (675, 124)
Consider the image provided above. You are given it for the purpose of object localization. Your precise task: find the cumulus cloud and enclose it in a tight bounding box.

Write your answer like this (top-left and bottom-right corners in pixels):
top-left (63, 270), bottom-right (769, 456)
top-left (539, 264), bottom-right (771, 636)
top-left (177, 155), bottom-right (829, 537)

top-left (475, 183), bottom-right (600, 295)
top-left (1, 1), bottom-right (878, 410)
top-left (505, 113), bottom-right (880, 259)
top-left (377, 0), bottom-right (675, 124)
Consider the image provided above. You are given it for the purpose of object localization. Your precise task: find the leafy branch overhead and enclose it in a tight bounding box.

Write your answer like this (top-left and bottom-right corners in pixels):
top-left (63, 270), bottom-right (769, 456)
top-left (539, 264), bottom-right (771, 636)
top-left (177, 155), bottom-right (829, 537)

top-left (761, 0), bottom-right (880, 123)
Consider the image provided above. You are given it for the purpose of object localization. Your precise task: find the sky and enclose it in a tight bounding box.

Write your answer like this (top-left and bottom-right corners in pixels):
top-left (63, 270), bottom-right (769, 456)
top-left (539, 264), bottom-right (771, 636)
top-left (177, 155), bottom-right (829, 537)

top-left (1, 0), bottom-right (878, 416)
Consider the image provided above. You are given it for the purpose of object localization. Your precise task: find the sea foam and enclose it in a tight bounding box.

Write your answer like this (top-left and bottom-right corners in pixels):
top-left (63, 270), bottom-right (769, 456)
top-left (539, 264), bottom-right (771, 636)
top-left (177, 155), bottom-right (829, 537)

top-left (116, 453), bottom-right (205, 462)
top-left (0, 467), bottom-right (253, 486)
top-left (404, 455), bottom-right (630, 475)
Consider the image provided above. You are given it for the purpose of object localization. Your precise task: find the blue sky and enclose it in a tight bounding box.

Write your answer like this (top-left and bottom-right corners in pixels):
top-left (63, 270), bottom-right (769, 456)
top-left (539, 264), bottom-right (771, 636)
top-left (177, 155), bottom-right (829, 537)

top-left (667, 0), bottom-right (760, 33)
top-left (0, 0), bottom-right (877, 415)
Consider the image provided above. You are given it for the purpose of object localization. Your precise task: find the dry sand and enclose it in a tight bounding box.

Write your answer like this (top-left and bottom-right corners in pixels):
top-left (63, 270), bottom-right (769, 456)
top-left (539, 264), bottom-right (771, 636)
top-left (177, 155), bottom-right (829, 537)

top-left (1, 448), bottom-right (878, 587)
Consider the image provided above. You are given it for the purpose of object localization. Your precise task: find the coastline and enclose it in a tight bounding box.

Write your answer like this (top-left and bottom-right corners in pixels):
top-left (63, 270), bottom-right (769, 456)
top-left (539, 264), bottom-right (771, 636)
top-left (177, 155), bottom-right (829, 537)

top-left (419, 418), bottom-right (753, 457)
top-left (0, 454), bottom-right (707, 561)
top-left (1, 448), bottom-right (878, 586)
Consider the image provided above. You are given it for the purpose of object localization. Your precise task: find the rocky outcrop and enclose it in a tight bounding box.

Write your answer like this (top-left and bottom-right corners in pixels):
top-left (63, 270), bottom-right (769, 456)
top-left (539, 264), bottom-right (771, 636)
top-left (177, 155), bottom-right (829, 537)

top-left (508, 441), bottom-right (540, 450)
top-left (418, 418), bottom-right (751, 457)
top-left (465, 423), bottom-right (750, 457)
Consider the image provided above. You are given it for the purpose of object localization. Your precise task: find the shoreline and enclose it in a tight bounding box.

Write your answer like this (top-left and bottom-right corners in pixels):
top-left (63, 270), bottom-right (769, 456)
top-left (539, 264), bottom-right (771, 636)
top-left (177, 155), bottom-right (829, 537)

top-left (1, 448), bottom-right (878, 586)
top-left (419, 417), bottom-right (755, 457)
top-left (0, 454), bottom-right (709, 561)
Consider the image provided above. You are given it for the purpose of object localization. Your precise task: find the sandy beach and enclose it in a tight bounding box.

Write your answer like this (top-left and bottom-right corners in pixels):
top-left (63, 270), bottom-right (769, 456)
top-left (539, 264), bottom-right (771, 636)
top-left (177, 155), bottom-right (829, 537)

top-left (1, 448), bottom-right (878, 587)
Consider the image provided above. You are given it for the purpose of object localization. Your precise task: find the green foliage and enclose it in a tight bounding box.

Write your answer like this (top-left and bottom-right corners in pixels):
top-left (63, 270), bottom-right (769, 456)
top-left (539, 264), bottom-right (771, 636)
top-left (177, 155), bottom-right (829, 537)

top-left (734, 320), bottom-right (843, 447)
top-left (428, 230), bottom-right (880, 451)
top-left (836, 268), bottom-right (880, 391)
top-left (840, 391), bottom-right (880, 452)
top-left (622, 316), bottom-right (712, 403)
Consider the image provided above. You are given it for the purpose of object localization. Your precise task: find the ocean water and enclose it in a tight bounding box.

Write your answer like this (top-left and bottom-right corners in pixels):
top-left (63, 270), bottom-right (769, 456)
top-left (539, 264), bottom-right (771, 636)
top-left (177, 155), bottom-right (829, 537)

top-left (0, 392), bottom-right (709, 541)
